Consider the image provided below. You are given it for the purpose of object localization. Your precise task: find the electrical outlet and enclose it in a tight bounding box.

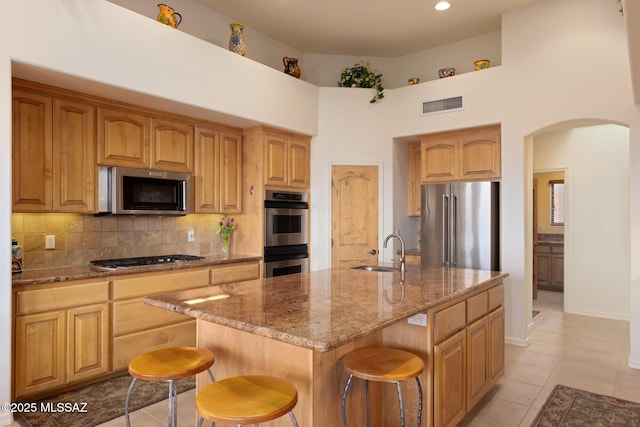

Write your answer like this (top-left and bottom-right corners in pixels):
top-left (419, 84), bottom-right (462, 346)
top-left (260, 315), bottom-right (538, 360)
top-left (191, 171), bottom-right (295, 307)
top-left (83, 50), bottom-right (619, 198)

top-left (188, 229), bottom-right (195, 242)
top-left (407, 313), bottom-right (427, 327)
top-left (45, 235), bottom-right (56, 250)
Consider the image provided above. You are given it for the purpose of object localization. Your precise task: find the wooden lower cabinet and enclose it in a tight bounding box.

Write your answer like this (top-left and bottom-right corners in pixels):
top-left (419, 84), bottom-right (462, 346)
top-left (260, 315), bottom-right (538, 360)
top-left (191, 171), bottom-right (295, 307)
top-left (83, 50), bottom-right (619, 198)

top-left (112, 321), bottom-right (196, 371)
top-left (432, 286), bottom-right (505, 427)
top-left (13, 280), bottom-right (110, 400)
top-left (13, 261), bottom-right (261, 400)
top-left (434, 329), bottom-right (466, 427)
top-left (14, 311), bottom-right (65, 398)
top-left (536, 243), bottom-right (564, 292)
top-left (466, 316), bottom-right (489, 411)
top-left (66, 303), bottom-right (110, 383)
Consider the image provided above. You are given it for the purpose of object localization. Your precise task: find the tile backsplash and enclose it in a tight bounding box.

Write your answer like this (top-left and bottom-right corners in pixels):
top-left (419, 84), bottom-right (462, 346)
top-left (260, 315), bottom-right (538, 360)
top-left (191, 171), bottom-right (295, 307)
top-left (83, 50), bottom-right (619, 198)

top-left (12, 213), bottom-right (225, 271)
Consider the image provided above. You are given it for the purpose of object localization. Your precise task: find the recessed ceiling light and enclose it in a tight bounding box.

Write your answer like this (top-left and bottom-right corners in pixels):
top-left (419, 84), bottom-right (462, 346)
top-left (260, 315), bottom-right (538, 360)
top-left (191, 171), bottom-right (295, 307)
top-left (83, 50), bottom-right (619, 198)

top-left (435, 1), bottom-right (451, 11)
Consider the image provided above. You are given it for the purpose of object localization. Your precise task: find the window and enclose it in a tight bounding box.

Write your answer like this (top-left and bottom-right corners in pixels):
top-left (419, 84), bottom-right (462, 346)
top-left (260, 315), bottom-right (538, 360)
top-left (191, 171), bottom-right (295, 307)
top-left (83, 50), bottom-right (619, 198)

top-left (550, 180), bottom-right (565, 226)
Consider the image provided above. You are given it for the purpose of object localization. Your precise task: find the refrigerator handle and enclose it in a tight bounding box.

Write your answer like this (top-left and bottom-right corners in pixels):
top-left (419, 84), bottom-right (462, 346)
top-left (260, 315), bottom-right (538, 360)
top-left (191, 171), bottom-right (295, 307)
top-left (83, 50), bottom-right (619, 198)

top-left (442, 194), bottom-right (449, 265)
top-left (452, 194), bottom-right (457, 266)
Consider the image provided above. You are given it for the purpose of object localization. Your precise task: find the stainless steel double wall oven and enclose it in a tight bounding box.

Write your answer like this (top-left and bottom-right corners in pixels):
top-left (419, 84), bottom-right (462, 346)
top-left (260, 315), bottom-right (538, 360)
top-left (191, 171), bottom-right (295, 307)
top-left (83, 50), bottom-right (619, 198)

top-left (263, 190), bottom-right (309, 277)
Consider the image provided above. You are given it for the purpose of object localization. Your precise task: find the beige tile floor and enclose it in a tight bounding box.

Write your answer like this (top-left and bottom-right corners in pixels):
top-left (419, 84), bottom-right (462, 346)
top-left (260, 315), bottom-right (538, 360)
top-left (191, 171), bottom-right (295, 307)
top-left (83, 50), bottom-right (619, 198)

top-left (9, 290), bottom-right (640, 426)
top-left (459, 290), bottom-right (640, 426)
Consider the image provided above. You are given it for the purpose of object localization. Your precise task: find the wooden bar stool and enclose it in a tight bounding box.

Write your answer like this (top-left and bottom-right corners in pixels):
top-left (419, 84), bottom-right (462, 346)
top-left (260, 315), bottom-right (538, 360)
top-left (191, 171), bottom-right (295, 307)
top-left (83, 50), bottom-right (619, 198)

top-left (341, 347), bottom-right (424, 427)
top-left (125, 346), bottom-right (215, 427)
top-left (196, 375), bottom-right (299, 426)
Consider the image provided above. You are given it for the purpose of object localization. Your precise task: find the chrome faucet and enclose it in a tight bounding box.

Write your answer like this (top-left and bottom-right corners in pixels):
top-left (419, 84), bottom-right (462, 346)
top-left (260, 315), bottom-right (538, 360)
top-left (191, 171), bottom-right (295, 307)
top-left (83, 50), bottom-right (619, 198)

top-left (383, 233), bottom-right (406, 274)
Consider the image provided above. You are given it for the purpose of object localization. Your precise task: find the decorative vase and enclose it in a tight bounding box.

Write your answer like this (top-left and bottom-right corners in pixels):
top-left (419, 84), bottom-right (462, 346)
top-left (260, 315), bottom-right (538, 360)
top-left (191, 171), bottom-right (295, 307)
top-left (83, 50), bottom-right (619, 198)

top-left (229, 22), bottom-right (246, 56)
top-left (438, 67), bottom-right (456, 78)
top-left (473, 59), bottom-right (490, 71)
top-left (283, 57), bottom-right (301, 78)
top-left (221, 233), bottom-right (230, 256)
top-left (156, 4), bottom-right (182, 28)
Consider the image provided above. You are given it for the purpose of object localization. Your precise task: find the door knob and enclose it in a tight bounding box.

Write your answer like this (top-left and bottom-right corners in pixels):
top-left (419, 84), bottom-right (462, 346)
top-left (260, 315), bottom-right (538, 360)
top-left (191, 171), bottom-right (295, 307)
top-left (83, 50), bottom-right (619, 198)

top-left (369, 249), bottom-right (378, 255)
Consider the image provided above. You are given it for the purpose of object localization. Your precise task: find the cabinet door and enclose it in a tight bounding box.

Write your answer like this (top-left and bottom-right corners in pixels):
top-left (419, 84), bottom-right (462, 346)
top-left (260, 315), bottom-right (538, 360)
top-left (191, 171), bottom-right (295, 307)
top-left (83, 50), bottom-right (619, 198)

top-left (67, 303), bottom-right (110, 383)
top-left (487, 306), bottom-right (505, 387)
top-left (466, 317), bottom-right (488, 410)
top-left (15, 311), bottom-right (65, 399)
top-left (220, 132), bottom-right (242, 212)
top-left (407, 141), bottom-right (421, 216)
top-left (459, 127), bottom-right (501, 180)
top-left (194, 126), bottom-right (220, 213)
top-left (97, 106), bottom-right (150, 168)
top-left (550, 246), bottom-right (564, 291)
top-left (151, 117), bottom-right (194, 173)
top-left (12, 89), bottom-right (53, 212)
top-left (53, 98), bottom-right (96, 212)
top-left (536, 244), bottom-right (551, 288)
top-left (421, 138), bottom-right (458, 183)
top-left (264, 134), bottom-right (288, 186)
top-left (434, 329), bottom-right (466, 427)
top-left (288, 138), bottom-right (310, 189)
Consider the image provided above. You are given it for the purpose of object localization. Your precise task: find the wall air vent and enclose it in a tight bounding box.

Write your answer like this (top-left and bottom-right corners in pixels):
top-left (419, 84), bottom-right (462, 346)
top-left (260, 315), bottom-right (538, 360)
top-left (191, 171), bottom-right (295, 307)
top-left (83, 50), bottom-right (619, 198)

top-left (422, 95), bottom-right (464, 116)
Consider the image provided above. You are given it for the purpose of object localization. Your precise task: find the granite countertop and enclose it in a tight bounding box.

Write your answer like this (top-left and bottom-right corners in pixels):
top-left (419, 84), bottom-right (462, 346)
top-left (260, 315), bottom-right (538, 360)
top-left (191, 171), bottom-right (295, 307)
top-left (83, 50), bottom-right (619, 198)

top-left (12, 254), bottom-right (262, 287)
top-left (145, 266), bottom-right (508, 352)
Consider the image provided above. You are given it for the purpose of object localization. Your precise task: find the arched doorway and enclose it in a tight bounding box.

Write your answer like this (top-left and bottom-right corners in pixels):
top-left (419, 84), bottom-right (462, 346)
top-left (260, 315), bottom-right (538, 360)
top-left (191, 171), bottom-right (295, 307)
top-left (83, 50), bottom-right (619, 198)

top-left (526, 121), bottom-right (630, 327)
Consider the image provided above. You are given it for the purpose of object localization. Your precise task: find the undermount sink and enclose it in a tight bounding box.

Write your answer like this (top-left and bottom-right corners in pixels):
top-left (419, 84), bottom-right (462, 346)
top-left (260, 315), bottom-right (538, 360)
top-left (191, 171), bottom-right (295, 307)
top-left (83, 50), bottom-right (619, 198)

top-left (351, 265), bottom-right (399, 273)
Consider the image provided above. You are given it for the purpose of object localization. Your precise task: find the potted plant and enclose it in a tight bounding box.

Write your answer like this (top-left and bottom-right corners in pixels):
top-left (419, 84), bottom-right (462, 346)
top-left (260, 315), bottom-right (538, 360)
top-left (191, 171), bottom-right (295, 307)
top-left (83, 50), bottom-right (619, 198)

top-left (338, 61), bottom-right (384, 103)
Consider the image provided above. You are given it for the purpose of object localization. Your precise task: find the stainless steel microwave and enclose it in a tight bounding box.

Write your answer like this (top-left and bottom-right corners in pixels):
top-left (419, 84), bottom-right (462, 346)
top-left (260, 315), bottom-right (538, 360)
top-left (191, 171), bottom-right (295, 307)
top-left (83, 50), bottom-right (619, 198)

top-left (98, 166), bottom-right (191, 215)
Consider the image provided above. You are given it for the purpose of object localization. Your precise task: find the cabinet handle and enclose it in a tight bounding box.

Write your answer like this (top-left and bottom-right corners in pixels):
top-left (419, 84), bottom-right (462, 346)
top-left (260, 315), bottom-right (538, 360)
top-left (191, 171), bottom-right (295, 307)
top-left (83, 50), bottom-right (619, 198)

top-left (369, 249), bottom-right (378, 255)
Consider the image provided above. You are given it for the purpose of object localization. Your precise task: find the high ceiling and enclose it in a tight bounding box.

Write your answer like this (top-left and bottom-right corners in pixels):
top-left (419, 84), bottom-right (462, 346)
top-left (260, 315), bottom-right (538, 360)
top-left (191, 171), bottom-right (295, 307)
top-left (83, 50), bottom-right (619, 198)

top-left (194, 0), bottom-right (543, 57)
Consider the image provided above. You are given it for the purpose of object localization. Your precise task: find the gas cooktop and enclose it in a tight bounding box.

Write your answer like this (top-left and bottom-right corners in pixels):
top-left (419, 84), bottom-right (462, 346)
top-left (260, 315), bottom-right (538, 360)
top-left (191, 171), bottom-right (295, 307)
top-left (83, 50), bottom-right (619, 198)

top-left (89, 254), bottom-right (205, 271)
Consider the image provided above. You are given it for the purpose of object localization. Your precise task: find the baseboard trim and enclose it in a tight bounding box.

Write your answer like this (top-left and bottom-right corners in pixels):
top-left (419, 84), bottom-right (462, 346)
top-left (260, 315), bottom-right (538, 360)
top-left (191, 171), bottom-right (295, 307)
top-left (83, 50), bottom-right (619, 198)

top-left (628, 356), bottom-right (640, 370)
top-left (505, 336), bottom-right (529, 347)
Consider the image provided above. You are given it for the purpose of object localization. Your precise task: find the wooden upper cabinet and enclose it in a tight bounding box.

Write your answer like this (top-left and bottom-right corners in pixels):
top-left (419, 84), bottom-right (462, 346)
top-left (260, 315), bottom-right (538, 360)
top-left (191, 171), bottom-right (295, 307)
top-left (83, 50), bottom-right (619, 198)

top-left (97, 106), bottom-right (150, 169)
top-left (459, 127), bottom-right (501, 181)
top-left (12, 89), bottom-right (53, 212)
top-left (98, 108), bottom-right (195, 173)
top-left (12, 85), bottom-right (96, 213)
top-left (407, 141), bottom-right (421, 216)
top-left (219, 132), bottom-right (242, 212)
top-left (151, 117), bottom-right (194, 173)
top-left (421, 125), bottom-right (501, 183)
top-left (288, 138), bottom-right (311, 189)
top-left (53, 98), bottom-right (96, 212)
top-left (421, 138), bottom-right (458, 183)
top-left (194, 126), bottom-right (220, 213)
top-left (264, 133), bottom-right (288, 187)
top-left (194, 126), bottom-right (242, 214)
top-left (264, 132), bottom-right (310, 189)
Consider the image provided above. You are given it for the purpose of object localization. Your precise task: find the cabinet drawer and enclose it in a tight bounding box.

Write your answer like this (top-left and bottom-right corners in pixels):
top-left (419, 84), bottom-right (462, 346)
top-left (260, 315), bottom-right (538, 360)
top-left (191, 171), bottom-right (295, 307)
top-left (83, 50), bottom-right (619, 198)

top-left (112, 298), bottom-right (190, 336)
top-left (211, 262), bottom-right (260, 285)
top-left (434, 301), bottom-right (466, 343)
top-left (16, 281), bottom-right (109, 315)
top-left (488, 284), bottom-right (504, 311)
top-left (466, 292), bottom-right (488, 323)
top-left (112, 320), bottom-right (196, 371)
top-left (112, 269), bottom-right (210, 300)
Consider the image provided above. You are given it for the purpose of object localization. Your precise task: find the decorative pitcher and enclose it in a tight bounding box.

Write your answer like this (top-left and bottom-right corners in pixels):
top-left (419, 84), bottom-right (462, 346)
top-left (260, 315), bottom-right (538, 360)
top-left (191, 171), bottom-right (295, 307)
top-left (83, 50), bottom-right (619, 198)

top-left (283, 57), bottom-right (301, 78)
top-left (157, 4), bottom-right (182, 28)
top-left (229, 22), bottom-right (246, 56)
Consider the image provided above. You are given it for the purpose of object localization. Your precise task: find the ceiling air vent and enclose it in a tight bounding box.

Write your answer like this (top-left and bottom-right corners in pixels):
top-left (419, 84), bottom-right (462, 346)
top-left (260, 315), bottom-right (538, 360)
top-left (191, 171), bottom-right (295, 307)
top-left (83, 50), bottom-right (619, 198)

top-left (422, 95), bottom-right (463, 116)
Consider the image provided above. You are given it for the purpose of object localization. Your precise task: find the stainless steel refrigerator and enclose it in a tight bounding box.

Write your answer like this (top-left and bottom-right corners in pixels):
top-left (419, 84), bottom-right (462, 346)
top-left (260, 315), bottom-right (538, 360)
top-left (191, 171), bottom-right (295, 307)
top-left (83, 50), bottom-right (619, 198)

top-left (420, 181), bottom-right (500, 270)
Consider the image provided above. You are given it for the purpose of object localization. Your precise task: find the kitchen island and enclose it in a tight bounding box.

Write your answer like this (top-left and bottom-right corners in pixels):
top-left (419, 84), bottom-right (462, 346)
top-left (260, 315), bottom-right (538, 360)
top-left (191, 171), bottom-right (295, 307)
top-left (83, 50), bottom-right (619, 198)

top-left (145, 266), bottom-right (508, 427)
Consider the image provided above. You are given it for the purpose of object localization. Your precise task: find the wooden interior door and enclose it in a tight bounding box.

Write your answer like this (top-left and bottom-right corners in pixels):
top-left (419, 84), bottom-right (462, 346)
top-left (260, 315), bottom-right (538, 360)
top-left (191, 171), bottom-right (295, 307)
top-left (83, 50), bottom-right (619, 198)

top-left (331, 165), bottom-right (379, 268)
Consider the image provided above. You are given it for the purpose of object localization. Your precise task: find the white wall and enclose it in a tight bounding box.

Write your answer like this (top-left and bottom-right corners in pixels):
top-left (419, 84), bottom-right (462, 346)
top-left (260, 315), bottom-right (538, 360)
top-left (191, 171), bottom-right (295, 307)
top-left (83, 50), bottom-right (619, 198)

top-left (107, 0), bottom-right (306, 74)
top-left (533, 125), bottom-right (630, 319)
